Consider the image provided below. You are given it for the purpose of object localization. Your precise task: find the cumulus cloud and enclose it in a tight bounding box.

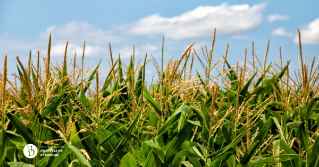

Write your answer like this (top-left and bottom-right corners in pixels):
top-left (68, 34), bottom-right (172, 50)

top-left (272, 27), bottom-right (293, 37)
top-left (142, 44), bottom-right (158, 52)
top-left (0, 21), bottom-right (123, 58)
top-left (113, 44), bottom-right (158, 59)
top-left (267, 14), bottom-right (290, 23)
top-left (49, 43), bottom-right (107, 57)
top-left (294, 18), bottom-right (319, 44)
top-left (40, 21), bottom-right (122, 44)
top-left (118, 3), bottom-right (266, 39)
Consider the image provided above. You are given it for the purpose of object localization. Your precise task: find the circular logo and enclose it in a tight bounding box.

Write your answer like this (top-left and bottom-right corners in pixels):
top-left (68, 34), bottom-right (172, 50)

top-left (23, 144), bottom-right (38, 158)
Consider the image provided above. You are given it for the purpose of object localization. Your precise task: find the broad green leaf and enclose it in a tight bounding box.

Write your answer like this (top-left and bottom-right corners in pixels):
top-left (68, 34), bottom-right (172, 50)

top-left (70, 122), bottom-right (81, 148)
top-left (6, 130), bottom-right (27, 150)
top-left (143, 85), bottom-right (162, 115)
top-left (307, 97), bottom-right (319, 119)
top-left (279, 139), bottom-right (301, 167)
top-left (0, 129), bottom-right (8, 163)
top-left (171, 149), bottom-right (200, 167)
top-left (144, 139), bottom-right (159, 148)
top-left (181, 161), bottom-right (194, 167)
top-left (177, 104), bottom-right (192, 132)
top-left (286, 122), bottom-right (302, 128)
top-left (181, 141), bottom-right (202, 167)
top-left (310, 113), bottom-right (319, 123)
top-left (65, 142), bottom-right (91, 167)
top-left (80, 131), bottom-right (99, 160)
top-left (161, 122), bottom-right (196, 165)
top-left (221, 122), bottom-right (232, 144)
top-left (158, 104), bottom-right (190, 137)
top-left (309, 135), bottom-right (319, 166)
top-left (144, 151), bottom-right (162, 167)
top-left (130, 145), bottom-right (147, 166)
top-left (6, 113), bottom-right (34, 145)
top-left (121, 152), bottom-right (138, 167)
top-left (50, 145), bottom-right (73, 167)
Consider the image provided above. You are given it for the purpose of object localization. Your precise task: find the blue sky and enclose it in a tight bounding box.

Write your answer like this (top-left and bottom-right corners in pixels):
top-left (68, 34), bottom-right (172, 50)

top-left (0, 0), bottom-right (318, 85)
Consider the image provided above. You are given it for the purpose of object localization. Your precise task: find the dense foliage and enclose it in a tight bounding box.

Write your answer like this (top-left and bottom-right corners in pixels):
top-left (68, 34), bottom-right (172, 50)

top-left (1, 30), bottom-right (319, 167)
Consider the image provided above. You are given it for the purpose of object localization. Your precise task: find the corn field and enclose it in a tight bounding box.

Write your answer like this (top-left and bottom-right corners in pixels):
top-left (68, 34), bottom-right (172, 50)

top-left (1, 29), bottom-right (319, 167)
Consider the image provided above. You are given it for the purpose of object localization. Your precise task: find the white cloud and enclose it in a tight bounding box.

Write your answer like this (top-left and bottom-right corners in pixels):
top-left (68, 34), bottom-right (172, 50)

top-left (272, 27), bottom-right (293, 37)
top-left (232, 35), bottom-right (249, 39)
top-left (40, 21), bottom-right (122, 44)
top-left (294, 18), bottom-right (319, 44)
top-left (49, 43), bottom-right (107, 57)
top-left (119, 3), bottom-right (266, 39)
top-left (1, 21), bottom-right (122, 58)
top-left (142, 44), bottom-right (158, 52)
top-left (115, 46), bottom-right (138, 59)
top-left (114, 44), bottom-right (158, 59)
top-left (267, 14), bottom-right (290, 23)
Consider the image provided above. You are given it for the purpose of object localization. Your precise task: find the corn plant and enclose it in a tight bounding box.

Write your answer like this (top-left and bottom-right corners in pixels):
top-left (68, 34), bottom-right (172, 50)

top-left (0, 29), bottom-right (319, 167)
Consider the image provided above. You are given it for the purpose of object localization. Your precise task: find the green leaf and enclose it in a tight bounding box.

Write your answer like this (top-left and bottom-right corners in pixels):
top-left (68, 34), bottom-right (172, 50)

top-left (208, 126), bottom-right (250, 158)
top-left (104, 103), bottom-right (146, 166)
top-left (118, 55), bottom-right (124, 84)
top-left (178, 104), bottom-right (192, 132)
top-left (307, 97), bottom-right (319, 119)
top-left (211, 148), bottom-right (235, 167)
top-left (180, 141), bottom-right (202, 167)
top-left (134, 65), bottom-right (144, 102)
top-left (6, 113), bottom-right (34, 145)
top-left (221, 122), bottom-right (232, 144)
top-left (65, 142), bottom-right (91, 167)
top-left (100, 124), bottom-right (126, 147)
top-left (43, 90), bottom-right (66, 116)
top-left (144, 139), bottom-right (159, 148)
top-left (50, 145), bottom-right (73, 167)
top-left (286, 122), bottom-right (302, 128)
top-left (272, 117), bottom-right (287, 143)
top-left (309, 135), bottom-right (319, 166)
top-left (247, 155), bottom-right (295, 166)
top-left (0, 128), bottom-right (8, 163)
top-left (310, 113), bottom-right (319, 124)
top-left (161, 122), bottom-right (196, 165)
top-left (121, 152), bottom-right (138, 167)
top-left (143, 85), bottom-right (162, 116)
top-left (181, 161), bottom-right (194, 167)
top-left (70, 122), bottom-right (81, 148)
top-left (7, 162), bottom-right (34, 167)
top-left (130, 146), bottom-right (147, 166)
top-left (144, 151), bottom-right (162, 167)
top-left (158, 104), bottom-right (190, 137)
top-left (171, 149), bottom-right (200, 167)
top-left (83, 59), bottom-right (102, 93)
top-left (6, 130), bottom-right (27, 150)
top-left (278, 139), bottom-right (301, 167)
top-left (240, 117), bottom-right (273, 165)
